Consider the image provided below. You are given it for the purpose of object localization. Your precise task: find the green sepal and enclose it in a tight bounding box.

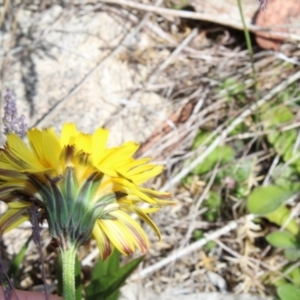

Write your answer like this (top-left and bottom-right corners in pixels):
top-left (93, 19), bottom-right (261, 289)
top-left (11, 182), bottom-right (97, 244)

top-left (73, 172), bottom-right (103, 223)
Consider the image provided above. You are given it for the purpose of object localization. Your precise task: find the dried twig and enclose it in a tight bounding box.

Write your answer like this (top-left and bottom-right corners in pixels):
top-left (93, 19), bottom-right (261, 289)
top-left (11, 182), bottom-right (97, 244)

top-left (179, 163), bottom-right (219, 247)
top-left (131, 214), bottom-right (255, 280)
top-left (148, 28), bottom-right (199, 84)
top-left (102, 0), bottom-right (300, 41)
top-left (161, 69), bottom-right (300, 191)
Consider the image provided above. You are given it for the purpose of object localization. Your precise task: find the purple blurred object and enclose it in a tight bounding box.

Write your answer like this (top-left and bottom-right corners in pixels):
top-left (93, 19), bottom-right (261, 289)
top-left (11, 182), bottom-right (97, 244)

top-left (3, 89), bottom-right (27, 139)
top-left (257, 0), bottom-right (268, 10)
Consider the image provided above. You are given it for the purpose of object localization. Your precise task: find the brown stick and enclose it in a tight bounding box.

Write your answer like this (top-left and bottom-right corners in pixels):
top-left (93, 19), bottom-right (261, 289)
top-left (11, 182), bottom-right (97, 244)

top-left (101, 0), bottom-right (300, 41)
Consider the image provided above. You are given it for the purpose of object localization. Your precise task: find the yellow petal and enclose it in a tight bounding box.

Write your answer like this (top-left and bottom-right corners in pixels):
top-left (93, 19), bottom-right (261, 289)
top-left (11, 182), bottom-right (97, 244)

top-left (60, 123), bottom-right (79, 146)
top-left (5, 134), bottom-right (45, 172)
top-left (97, 142), bottom-right (139, 168)
top-left (8, 201), bottom-right (31, 209)
top-left (125, 165), bottom-right (163, 184)
top-left (97, 166), bottom-right (118, 177)
top-left (92, 128), bottom-right (109, 165)
top-left (0, 208), bottom-right (29, 234)
top-left (97, 217), bottom-right (136, 256)
top-left (111, 210), bottom-right (149, 252)
top-left (73, 133), bottom-right (92, 154)
top-left (28, 127), bottom-right (61, 172)
top-left (117, 157), bottom-right (151, 174)
top-left (112, 178), bottom-right (157, 204)
top-left (121, 204), bottom-right (161, 240)
top-left (93, 222), bottom-right (113, 260)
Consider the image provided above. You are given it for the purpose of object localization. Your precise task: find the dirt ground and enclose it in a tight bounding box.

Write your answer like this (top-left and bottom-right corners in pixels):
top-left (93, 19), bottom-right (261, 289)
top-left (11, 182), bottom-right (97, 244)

top-left (1, 1), bottom-right (300, 299)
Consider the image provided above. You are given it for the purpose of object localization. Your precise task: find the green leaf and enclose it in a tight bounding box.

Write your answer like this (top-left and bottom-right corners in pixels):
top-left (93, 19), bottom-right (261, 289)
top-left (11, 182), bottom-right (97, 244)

top-left (287, 267), bottom-right (300, 286)
top-left (203, 191), bottom-right (221, 222)
top-left (232, 159), bottom-right (252, 183)
top-left (57, 253), bottom-right (82, 300)
top-left (192, 131), bottom-right (210, 149)
top-left (275, 277), bottom-right (288, 288)
top-left (217, 158), bottom-right (251, 184)
top-left (8, 236), bottom-right (31, 284)
top-left (268, 129), bottom-right (296, 160)
top-left (206, 191), bottom-right (221, 209)
top-left (191, 131), bottom-right (234, 175)
top-left (87, 249), bottom-right (120, 300)
top-left (266, 231), bottom-right (298, 249)
top-left (247, 185), bottom-right (294, 215)
top-left (193, 229), bottom-right (204, 241)
top-left (266, 206), bottom-right (300, 236)
top-left (284, 249), bottom-right (300, 261)
top-left (277, 284), bottom-right (300, 300)
top-left (92, 248), bottom-right (120, 280)
top-left (218, 78), bottom-right (246, 103)
top-left (262, 105), bottom-right (297, 162)
top-left (86, 255), bottom-right (143, 300)
top-left (194, 145), bottom-right (234, 175)
top-left (262, 105), bottom-right (293, 128)
top-left (273, 165), bottom-right (300, 192)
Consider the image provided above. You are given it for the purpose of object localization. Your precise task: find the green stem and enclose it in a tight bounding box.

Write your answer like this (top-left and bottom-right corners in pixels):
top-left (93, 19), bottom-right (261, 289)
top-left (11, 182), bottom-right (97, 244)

top-left (60, 245), bottom-right (77, 300)
top-left (237, 0), bottom-right (258, 102)
top-left (237, 0), bottom-right (260, 145)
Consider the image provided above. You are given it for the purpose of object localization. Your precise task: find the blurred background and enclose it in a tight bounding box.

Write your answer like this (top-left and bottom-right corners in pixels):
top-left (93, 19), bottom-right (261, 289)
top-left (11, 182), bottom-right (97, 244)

top-left (1, 0), bottom-right (300, 299)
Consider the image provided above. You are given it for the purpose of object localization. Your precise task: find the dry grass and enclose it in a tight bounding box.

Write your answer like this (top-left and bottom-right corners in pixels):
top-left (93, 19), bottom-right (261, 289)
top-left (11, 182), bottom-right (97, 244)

top-left (0, 0), bottom-right (300, 299)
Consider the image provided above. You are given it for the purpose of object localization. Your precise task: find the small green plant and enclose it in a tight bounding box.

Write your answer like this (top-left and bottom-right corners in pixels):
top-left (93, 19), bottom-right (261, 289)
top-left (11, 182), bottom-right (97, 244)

top-left (247, 98), bottom-right (300, 300)
top-left (190, 131), bottom-right (235, 176)
top-left (218, 78), bottom-right (247, 104)
top-left (169, 0), bottom-right (190, 10)
top-left (193, 229), bottom-right (216, 251)
top-left (203, 191), bottom-right (222, 222)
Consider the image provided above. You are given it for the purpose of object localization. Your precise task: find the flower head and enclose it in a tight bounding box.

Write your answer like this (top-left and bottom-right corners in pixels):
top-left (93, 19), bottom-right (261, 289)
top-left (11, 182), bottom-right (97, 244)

top-left (0, 124), bottom-right (172, 259)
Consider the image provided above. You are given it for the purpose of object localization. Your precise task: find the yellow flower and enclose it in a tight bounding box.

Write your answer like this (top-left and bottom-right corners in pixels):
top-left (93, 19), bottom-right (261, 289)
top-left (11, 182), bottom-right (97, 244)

top-left (0, 123), bottom-right (172, 259)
